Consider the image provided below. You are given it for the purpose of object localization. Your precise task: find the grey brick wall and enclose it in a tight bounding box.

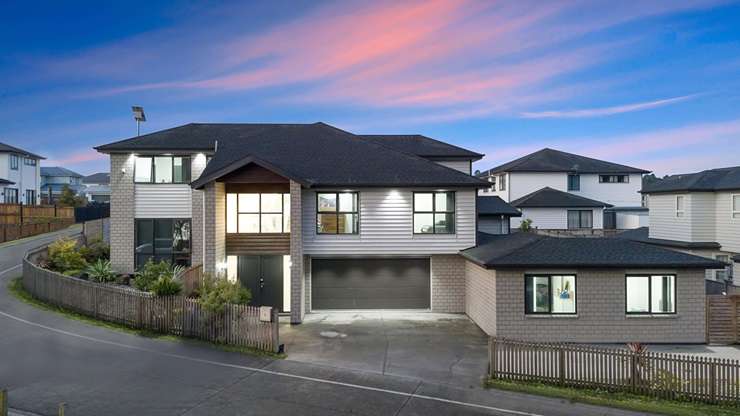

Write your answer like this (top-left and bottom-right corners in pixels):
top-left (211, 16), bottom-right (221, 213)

top-left (109, 154), bottom-right (135, 274)
top-left (465, 261), bottom-right (497, 335)
top-left (190, 155), bottom-right (207, 268)
top-left (464, 262), bottom-right (707, 343)
top-left (203, 181), bottom-right (225, 274)
top-left (289, 180), bottom-right (305, 323)
top-left (431, 255), bottom-right (465, 312)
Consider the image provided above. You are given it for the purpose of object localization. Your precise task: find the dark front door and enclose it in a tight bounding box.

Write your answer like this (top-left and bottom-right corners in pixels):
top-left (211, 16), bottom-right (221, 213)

top-left (237, 255), bottom-right (284, 311)
top-left (311, 258), bottom-right (430, 310)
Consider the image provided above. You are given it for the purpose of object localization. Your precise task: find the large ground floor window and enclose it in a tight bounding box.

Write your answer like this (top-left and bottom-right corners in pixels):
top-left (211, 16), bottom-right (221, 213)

top-left (525, 274), bottom-right (576, 314)
top-left (567, 210), bottom-right (593, 229)
top-left (626, 275), bottom-right (675, 314)
top-left (135, 218), bottom-right (191, 269)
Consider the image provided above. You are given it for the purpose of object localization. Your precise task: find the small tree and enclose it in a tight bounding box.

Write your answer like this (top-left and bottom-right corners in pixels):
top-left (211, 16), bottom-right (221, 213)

top-left (57, 185), bottom-right (86, 207)
top-left (519, 218), bottom-right (533, 232)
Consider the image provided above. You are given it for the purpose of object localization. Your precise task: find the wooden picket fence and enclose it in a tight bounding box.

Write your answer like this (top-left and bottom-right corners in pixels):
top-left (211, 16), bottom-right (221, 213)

top-left (0, 203), bottom-right (74, 225)
top-left (22, 245), bottom-right (280, 353)
top-left (489, 338), bottom-right (740, 405)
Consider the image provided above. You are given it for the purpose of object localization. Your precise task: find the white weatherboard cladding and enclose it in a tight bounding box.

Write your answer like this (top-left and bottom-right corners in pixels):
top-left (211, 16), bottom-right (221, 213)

top-left (135, 184), bottom-right (192, 218)
top-left (716, 192), bottom-right (740, 253)
top-left (512, 207), bottom-right (604, 230)
top-left (690, 192), bottom-right (716, 242)
top-left (508, 172), bottom-right (566, 201)
top-left (435, 160), bottom-right (471, 174)
top-left (616, 212), bottom-right (649, 229)
top-left (649, 193), bottom-right (693, 241)
top-left (575, 173), bottom-right (642, 207)
top-left (479, 217), bottom-right (508, 234)
top-left (302, 188), bottom-right (476, 255)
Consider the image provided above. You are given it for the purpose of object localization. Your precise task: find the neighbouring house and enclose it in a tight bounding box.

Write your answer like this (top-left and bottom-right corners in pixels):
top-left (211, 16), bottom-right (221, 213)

top-left (94, 122), bottom-right (723, 342)
top-left (477, 148), bottom-right (650, 231)
top-left (461, 232), bottom-right (723, 343)
top-left (95, 122), bottom-right (485, 323)
top-left (82, 172), bottom-right (111, 203)
top-left (0, 142), bottom-right (43, 205)
top-left (40, 166), bottom-right (85, 203)
top-left (620, 166), bottom-right (740, 288)
top-left (477, 195), bottom-right (520, 234)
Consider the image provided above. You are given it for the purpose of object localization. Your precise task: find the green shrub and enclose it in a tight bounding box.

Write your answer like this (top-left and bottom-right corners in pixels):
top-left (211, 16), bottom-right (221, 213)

top-left (196, 273), bottom-right (251, 313)
top-left (133, 260), bottom-right (172, 292)
top-left (47, 238), bottom-right (87, 276)
top-left (519, 218), bottom-right (534, 232)
top-left (85, 259), bottom-right (117, 283)
top-left (78, 238), bottom-right (110, 263)
top-left (150, 274), bottom-right (183, 296)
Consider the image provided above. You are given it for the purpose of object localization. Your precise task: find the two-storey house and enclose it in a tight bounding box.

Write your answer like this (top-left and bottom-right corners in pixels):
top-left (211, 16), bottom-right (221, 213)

top-left (477, 148), bottom-right (649, 231)
top-left (627, 166), bottom-right (740, 286)
top-left (95, 123), bottom-right (485, 323)
top-left (40, 167), bottom-right (85, 203)
top-left (82, 172), bottom-right (111, 203)
top-left (0, 143), bottom-right (43, 205)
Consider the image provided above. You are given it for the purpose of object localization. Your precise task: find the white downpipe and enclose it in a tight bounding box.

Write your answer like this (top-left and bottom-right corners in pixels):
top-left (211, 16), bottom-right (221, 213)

top-left (202, 189), bottom-right (206, 268)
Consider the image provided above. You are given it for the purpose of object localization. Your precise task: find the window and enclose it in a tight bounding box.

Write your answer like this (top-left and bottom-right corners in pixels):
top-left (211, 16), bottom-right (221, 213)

top-left (599, 174), bottom-right (629, 183)
top-left (626, 275), bottom-right (675, 314)
top-left (567, 210), bottom-right (593, 229)
top-left (135, 219), bottom-right (191, 268)
top-left (317, 192), bottom-right (358, 234)
top-left (24, 158), bottom-right (36, 166)
top-left (4, 188), bottom-right (18, 204)
top-left (525, 275), bottom-right (576, 314)
top-left (499, 174), bottom-right (506, 191)
top-left (226, 193), bottom-right (290, 234)
top-left (25, 190), bottom-right (36, 205)
top-left (568, 174), bottom-right (580, 191)
top-left (413, 192), bottom-right (455, 234)
top-left (675, 195), bottom-right (685, 218)
top-left (716, 255), bottom-right (730, 281)
top-left (10, 155), bottom-right (18, 170)
top-left (732, 195), bottom-right (740, 219)
top-left (134, 156), bottom-right (191, 183)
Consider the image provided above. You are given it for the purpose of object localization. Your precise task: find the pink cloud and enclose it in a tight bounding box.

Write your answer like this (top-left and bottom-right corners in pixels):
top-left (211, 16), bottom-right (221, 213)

top-left (45, 149), bottom-right (106, 166)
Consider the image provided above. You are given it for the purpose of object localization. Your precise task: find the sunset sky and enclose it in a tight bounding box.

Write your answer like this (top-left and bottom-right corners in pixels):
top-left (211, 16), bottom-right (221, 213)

top-left (1, 0), bottom-right (739, 175)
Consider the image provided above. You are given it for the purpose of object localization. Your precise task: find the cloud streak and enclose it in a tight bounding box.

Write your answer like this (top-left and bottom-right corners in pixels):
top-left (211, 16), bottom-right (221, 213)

top-left (519, 94), bottom-right (700, 119)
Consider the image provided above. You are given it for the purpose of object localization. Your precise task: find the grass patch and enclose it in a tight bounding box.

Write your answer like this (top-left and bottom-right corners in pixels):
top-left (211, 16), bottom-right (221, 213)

top-left (485, 379), bottom-right (739, 416)
top-left (8, 277), bottom-right (285, 359)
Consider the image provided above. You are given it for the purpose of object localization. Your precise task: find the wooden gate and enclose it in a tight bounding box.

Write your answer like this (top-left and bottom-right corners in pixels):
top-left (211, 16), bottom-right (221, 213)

top-left (706, 295), bottom-right (740, 344)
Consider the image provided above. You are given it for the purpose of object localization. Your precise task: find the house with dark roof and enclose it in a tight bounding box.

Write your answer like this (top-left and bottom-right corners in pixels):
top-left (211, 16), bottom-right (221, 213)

top-left (460, 232), bottom-right (723, 343)
top-left (631, 166), bottom-right (740, 286)
top-left (82, 172), bottom-right (111, 203)
top-left (40, 166), bottom-right (84, 203)
top-left (0, 142), bottom-right (44, 205)
top-left (477, 148), bottom-right (649, 231)
top-left (96, 122), bottom-right (487, 323)
top-left (477, 195), bottom-right (520, 234)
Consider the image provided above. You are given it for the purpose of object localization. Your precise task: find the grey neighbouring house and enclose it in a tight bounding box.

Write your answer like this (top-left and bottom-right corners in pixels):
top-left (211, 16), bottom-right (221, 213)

top-left (95, 122), bottom-right (724, 341)
top-left (40, 166), bottom-right (84, 203)
top-left (477, 148), bottom-right (650, 231)
top-left (82, 172), bottom-right (111, 203)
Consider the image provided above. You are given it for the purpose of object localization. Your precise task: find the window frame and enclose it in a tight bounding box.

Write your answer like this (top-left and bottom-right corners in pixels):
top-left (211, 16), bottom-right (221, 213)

top-left (316, 192), bottom-right (359, 235)
top-left (133, 155), bottom-right (191, 184)
top-left (599, 174), bottom-right (629, 183)
top-left (524, 274), bottom-right (577, 315)
top-left (715, 255), bottom-right (730, 281)
top-left (24, 157), bottom-right (36, 166)
top-left (10, 155), bottom-right (18, 170)
top-left (567, 209), bottom-right (593, 229)
top-left (412, 191), bottom-right (456, 235)
top-left (675, 195), bottom-right (685, 218)
top-left (4, 188), bottom-right (18, 204)
top-left (226, 192), bottom-right (290, 234)
top-left (567, 174), bottom-right (580, 191)
top-left (624, 274), bottom-right (677, 315)
top-left (25, 189), bottom-right (36, 205)
top-left (732, 194), bottom-right (740, 220)
top-left (499, 174), bottom-right (506, 191)
top-left (134, 218), bottom-right (192, 269)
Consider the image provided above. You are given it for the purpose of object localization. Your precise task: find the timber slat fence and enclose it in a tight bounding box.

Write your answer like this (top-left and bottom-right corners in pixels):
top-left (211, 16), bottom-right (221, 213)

top-left (707, 294), bottom-right (740, 345)
top-left (23, 246), bottom-right (280, 353)
top-left (489, 338), bottom-right (740, 405)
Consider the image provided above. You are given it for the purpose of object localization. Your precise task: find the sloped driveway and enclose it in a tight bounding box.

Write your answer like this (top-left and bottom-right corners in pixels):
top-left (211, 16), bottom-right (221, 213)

top-left (280, 311), bottom-right (489, 387)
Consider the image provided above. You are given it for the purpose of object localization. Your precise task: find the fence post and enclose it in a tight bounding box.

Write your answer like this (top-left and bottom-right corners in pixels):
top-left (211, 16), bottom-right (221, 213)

top-left (558, 347), bottom-right (565, 386)
top-left (709, 361), bottom-right (716, 403)
top-left (1, 389), bottom-right (8, 416)
top-left (271, 307), bottom-right (280, 353)
top-left (58, 402), bottom-right (65, 416)
top-left (489, 338), bottom-right (497, 379)
top-left (630, 353), bottom-right (637, 393)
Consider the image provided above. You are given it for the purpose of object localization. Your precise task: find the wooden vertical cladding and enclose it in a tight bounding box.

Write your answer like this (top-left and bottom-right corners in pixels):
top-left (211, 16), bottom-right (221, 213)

top-left (221, 164), bottom-right (290, 185)
top-left (226, 233), bottom-right (290, 255)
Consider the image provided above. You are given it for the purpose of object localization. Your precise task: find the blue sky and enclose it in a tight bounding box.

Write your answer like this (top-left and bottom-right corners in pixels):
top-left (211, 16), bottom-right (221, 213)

top-left (1, 0), bottom-right (739, 175)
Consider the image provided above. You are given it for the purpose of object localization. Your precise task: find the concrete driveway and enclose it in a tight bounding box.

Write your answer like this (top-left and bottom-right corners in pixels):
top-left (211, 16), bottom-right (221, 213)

top-left (280, 311), bottom-right (489, 387)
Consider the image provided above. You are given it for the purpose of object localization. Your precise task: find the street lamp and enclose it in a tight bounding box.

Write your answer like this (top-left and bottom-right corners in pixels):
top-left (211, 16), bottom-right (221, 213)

top-left (132, 106), bottom-right (146, 136)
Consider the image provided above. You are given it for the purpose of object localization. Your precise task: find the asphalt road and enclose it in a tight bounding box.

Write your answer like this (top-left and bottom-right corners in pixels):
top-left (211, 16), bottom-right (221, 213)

top-left (0, 227), bottom-right (652, 416)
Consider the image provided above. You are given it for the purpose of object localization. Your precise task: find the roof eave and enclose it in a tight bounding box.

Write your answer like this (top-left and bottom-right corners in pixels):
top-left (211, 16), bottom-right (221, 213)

top-left (191, 156), bottom-right (311, 189)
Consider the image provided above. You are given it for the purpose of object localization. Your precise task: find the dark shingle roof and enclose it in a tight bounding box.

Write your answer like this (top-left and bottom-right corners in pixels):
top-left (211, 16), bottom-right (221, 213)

top-left (478, 196), bottom-right (521, 216)
top-left (461, 233), bottom-right (725, 269)
top-left (360, 135), bottom-right (483, 160)
top-left (641, 166), bottom-right (740, 193)
top-left (96, 123), bottom-right (489, 189)
top-left (613, 227), bottom-right (721, 250)
top-left (83, 172), bottom-right (110, 184)
top-left (0, 178), bottom-right (15, 185)
top-left (41, 167), bottom-right (83, 178)
top-left (510, 187), bottom-right (612, 208)
top-left (478, 148), bottom-right (649, 176)
top-left (0, 142), bottom-right (44, 159)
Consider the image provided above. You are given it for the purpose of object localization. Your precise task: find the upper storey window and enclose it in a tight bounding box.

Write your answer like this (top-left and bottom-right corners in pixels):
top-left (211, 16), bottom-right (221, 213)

top-left (134, 156), bottom-right (191, 184)
top-left (10, 155), bottom-right (18, 170)
top-left (413, 192), bottom-right (455, 234)
top-left (317, 192), bottom-right (359, 234)
top-left (599, 174), bottom-right (629, 183)
top-left (227, 193), bottom-right (290, 234)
